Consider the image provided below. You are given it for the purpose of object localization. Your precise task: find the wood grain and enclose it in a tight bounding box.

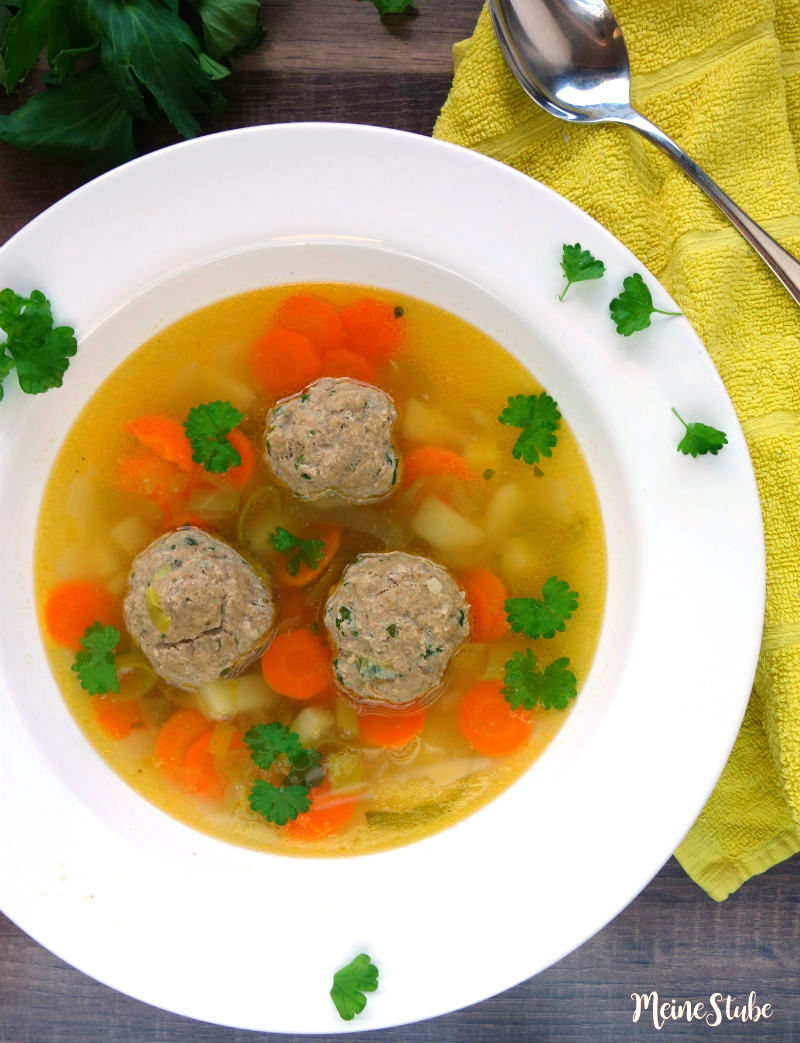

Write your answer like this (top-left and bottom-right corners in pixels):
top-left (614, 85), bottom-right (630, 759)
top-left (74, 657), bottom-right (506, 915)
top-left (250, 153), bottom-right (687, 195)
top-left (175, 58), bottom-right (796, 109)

top-left (1, 1), bottom-right (799, 1040)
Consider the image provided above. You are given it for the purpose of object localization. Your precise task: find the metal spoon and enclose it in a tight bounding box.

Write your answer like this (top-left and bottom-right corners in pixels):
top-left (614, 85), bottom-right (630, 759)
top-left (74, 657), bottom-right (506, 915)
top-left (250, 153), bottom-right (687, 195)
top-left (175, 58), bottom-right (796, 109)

top-left (489, 0), bottom-right (800, 303)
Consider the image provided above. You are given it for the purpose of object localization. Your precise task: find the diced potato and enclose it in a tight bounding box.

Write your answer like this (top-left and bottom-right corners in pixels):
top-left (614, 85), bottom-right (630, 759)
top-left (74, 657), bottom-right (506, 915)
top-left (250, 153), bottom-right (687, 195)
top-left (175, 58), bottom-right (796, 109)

top-left (110, 515), bottom-right (153, 557)
top-left (464, 440), bottom-right (502, 476)
top-left (198, 673), bottom-right (276, 720)
top-left (292, 705), bottom-right (335, 746)
top-left (233, 673), bottom-right (277, 712)
top-left (336, 698), bottom-right (360, 738)
top-left (200, 367), bottom-right (256, 413)
top-left (499, 535), bottom-right (541, 585)
top-left (448, 643), bottom-right (489, 683)
top-left (411, 496), bottom-right (485, 553)
top-left (402, 398), bottom-right (464, 448)
top-left (188, 486), bottom-right (241, 514)
top-left (66, 473), bottom-right (100, 524)
top-left (482, 643), bottom-right (520, 681)
top-left (327, 749), bottom-right (364, 788)
top-left (115, 652), bottom-right (157, 699)
top-left (105, 572), bottom-right (128, 597)
top-left (535, 479), bottom-right (573, 524)
top-left (485, 482), bottom-right (525, 543)
top-left (87, 542), bottom-right (126, 580)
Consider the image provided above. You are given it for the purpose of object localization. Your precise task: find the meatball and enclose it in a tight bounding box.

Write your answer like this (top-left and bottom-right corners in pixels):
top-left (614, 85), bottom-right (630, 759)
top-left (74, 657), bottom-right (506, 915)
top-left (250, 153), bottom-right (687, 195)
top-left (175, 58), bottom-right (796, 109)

top-left (265, 377), bottom-right (399, 503)
top-left (123, 526), bottom-right (275, 689)
top-left (324, 551), bottom-right (470, 706)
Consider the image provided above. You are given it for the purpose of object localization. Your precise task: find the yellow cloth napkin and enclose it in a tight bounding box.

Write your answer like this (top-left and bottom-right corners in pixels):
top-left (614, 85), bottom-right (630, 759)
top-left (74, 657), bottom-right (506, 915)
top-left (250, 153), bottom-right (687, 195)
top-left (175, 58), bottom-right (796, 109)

top-left (434, 0), bottom-right (800, 900)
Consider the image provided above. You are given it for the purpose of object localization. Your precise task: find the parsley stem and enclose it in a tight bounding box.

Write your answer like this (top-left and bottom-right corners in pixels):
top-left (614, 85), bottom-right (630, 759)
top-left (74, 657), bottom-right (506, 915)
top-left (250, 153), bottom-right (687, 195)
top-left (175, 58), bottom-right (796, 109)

top-left (653, 307), bottom-right (683, 316)
top-left (671, 407), bottom-right (688, 429)
top-left (558, 281), bottom-right (571, 301)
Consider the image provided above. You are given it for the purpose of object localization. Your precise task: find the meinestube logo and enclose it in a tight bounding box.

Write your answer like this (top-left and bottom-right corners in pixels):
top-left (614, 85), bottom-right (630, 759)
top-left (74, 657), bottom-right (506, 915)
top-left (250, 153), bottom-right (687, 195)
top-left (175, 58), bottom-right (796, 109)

top-left (631, 991), bottom-right (773, 1030)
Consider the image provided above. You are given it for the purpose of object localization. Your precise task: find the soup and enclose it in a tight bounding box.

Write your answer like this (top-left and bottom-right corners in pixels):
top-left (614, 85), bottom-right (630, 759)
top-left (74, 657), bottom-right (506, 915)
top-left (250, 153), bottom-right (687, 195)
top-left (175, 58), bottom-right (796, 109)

top-left (35, 284), bottom-right (606, 856)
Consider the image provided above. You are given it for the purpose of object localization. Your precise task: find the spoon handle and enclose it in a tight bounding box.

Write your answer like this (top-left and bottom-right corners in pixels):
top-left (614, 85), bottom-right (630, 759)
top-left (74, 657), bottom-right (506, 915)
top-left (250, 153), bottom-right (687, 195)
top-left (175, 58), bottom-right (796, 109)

top-left (623, 110), bottom-right (800, 305)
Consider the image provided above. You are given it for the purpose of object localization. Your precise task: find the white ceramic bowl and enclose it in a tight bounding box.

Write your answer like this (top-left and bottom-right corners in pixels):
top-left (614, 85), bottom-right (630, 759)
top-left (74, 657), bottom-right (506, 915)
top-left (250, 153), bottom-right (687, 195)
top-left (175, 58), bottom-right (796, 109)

top-left (0, 124), bottom-right (764, 1033)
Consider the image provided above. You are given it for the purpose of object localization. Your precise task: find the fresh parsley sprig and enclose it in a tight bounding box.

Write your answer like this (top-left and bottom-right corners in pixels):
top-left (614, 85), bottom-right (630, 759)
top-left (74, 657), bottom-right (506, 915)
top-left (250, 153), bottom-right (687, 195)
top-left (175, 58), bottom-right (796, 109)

top-left (184, 400), bottom-right (243, 473)
top-left (331, 953), bottom-right (379, 1021)
top-left (0, 288), bottom-right (77, 401)
top-left (498, 392), bottom-right (561, 465)
top-left (244, 722), bottom-right (323, 826)
top-left (505, 577), bottom-right (579, 640)
top-left (502, 649), bottom-right (577, 711)
top-left (609, 273), bottom-right (682, 336)
top-left (72, 622), bottom-right (121, 695)
top-left (269, 526), bottom-right (325, 576)
top-left (672, 408), bottom-right (728, 457)
top-left (559, 243), bottom-right (605, 300)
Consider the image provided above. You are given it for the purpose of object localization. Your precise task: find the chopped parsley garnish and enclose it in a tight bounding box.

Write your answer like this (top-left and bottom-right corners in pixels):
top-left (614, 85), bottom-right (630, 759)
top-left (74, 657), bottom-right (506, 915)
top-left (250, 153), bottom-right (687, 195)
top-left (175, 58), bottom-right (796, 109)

top-left (269, 526), bottom-right (325, 576)
top-left (71, 622), bottom-right (121, 695)
top-left (386, 623), bottom-right (398, 637)
top-left (422, 644), bottom-right (443, 658)
top-left (184, 400), bottom-right (243, 473)
top-left (331, 953), bottom-right (379, 1021)
top-left (502, 649), bottom-right (577, 711)
top-left (244, 722), bottom-right (323, 826)
top-left (0, 288), bottom-right (77, 401)
top-left (609, 273), bottom-right (682, 336)
top-left (498, 392), bottom-right (561, 465)
top-left (505, 576), bottom-right (579, 639)
top-left (559, 243), bottom-right (605, 301)
top-left (483, 468), bottom-right (495, 481)
top-left (394, 305), bottom-right (405, 318)
top-left (672, 408), bottom-right (728, 457)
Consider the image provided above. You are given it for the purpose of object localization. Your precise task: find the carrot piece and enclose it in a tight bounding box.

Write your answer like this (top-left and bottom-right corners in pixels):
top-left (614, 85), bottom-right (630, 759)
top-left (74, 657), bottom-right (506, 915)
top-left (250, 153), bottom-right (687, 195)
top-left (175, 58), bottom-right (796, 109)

top-left (340, 298), bottom-right (405, 363)
top-left (402, 447), bottom-right (474, 488)
top-left (250, 328), bottom-right (322, 397)
top-left (277, 587), bottom-right (319, 628)
top-left (183, 730), bottom-right (224, 799)
top-left (320, 348), bottom-right (378, 386)
top-left (359, 708), bottom-right (425, 748)
top-left (154, 710), bottom-right (213, 785)
top-left (207, 429), bottom-right (256, 491)
top-left (92, 696), bottom-right (145, 741)
top-left (114, 454), bottom-right (189, 513)
top-left (260, 628), bottom-right (331, 700)
top-left (273, 293), bottom-right (344, 353)
top-left (460, 569), bottom-right (509, 643)
top-left (277, 525), bottom-right (342, 587)
top-left (285, 777), bottom-right (357, 839)
top-left (459, 681), bottom-right (532, 757)
top-left (125, 415), bottom-right (194, 473)
top-left (43, 580), bottom-right (118, 651)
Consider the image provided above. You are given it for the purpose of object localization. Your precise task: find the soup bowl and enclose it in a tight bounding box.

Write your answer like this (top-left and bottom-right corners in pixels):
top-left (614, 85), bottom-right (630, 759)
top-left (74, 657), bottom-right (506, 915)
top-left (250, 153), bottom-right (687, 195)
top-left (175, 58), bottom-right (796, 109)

top-left (0, 123), bottom-right (764, 1032)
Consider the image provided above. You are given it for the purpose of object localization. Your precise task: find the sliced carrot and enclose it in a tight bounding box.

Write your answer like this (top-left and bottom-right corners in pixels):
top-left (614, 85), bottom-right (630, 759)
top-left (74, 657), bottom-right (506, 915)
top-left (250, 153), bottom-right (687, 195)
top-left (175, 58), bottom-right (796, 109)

top-left (154, 710), bottom-right (213, 785)
top-left (92, 696), bottom-right (145, 741)
top-left (250, 327), bottom-right (322, 397)
top-left (125, 415), bottom-right (194, 473)
top-left (273, 293), bottom-right (344, 353)
top-left (114, 454), bottom-right (189, 513)
top-left (402, 447), bottom-right (474, 488)
top-left (340, 298), bottom-right (405, 363)
top-left (43, 580), bottom-right (118, 651)
top-left (277, 525), bottom-right (341, 587)
top-left (183, 730), bottom-right (224, 799)
top-left (285, 777), bottom-right (357, 839)
top-left (359, 708), bottom-right (425, 748)
top-left (207, 429), bottom-right (256, 491)
top-left (459, 681), bottom-right (531, 757)
top-left (460, 569), bottom-right (508, 643)
top-left (261, 628), bottom-right (331, 700)
top-left (320, 348), bottom-right (378, 386)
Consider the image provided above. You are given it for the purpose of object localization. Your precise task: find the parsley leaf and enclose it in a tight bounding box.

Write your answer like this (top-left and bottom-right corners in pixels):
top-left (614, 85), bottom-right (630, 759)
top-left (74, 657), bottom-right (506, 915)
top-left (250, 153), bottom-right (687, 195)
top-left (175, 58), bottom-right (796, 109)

top-left (505, 576), bottom-right (579, 639)
top-left (559, 243), bottom-right (605, 301)
top-left (248, 778), bottom-right (311, 826)
top-left (331, 953), bottom-right (379, 1021)
top-left (0, 288), bottom-right (77, 401)
top-left (672, 407), bottom-right (728, 457)
top-left (609, 273), bottom-right (682, 336)
top-left (244, 720), bottom-right (307, 771)
top-left (184, 400), bottom-right (243, 473)
top-left (269, 526), bottom-right (325, 576)
top-left (185, 0), bottom-right (265, 60)
top-left (71, 622), bottom-right (121, 695)
top-left (243, 722), bottom-right (323, 825)
top-left (498, 392), bottom-right (561, 465)
top-left (502, 649), bottom-right (577, 711)
top-left (357, 0), bottom-right (417, 13)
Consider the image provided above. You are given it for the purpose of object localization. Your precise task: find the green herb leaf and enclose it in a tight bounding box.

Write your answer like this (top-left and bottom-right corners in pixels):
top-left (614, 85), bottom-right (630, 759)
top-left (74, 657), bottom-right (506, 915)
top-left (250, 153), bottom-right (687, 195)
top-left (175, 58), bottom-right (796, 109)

top-left (184, 400), bottom-right (243, 473)
top-left (609, 273), bottom-right (682, 336)
top-left (248, 779), bottom-right (311, 826)
top-left (498, 392), bottom-right (561, 465)
top-left (71, 622), bottom-right (121, 695)
top-left (331, 953), bottom-right (379, 1021)
top-left (505, 576), bottom-right (579, 639)
top-left (269, 526), bottom-right (325, 576)
top-left (502, 649), bottom-right (577, 711)
top-left (244, 721), bottom-right (306, 771)
top-left (184, 0), bottom-right (264, 59)
top-left (0, 288), bottom-right (77, 400)
top-left (672, 407), bottom-right (728, 457)
top-left (559, 243), bottom-right (605, 300)
top-left (2, 0), bottom-right (58, 90)
top-left (357, 0), bottom-right (417, 13)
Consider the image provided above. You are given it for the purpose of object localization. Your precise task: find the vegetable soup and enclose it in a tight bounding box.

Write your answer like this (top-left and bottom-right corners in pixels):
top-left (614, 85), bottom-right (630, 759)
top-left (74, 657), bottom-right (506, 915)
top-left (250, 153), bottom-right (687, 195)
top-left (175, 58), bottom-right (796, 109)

top-left (35, 284), bottom-right (606, 856)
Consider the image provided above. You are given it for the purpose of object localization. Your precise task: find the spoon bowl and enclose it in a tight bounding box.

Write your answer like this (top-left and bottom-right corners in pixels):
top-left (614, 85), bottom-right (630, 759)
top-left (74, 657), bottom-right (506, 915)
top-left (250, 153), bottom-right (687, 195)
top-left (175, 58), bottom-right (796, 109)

top-left (489, 0), bottom-right (800, 302)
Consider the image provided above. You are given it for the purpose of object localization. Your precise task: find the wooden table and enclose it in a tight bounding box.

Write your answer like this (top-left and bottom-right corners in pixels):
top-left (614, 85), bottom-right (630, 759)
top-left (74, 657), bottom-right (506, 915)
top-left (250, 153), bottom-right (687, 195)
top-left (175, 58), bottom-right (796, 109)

top-left (2, 3), bottom-right (799, 1040)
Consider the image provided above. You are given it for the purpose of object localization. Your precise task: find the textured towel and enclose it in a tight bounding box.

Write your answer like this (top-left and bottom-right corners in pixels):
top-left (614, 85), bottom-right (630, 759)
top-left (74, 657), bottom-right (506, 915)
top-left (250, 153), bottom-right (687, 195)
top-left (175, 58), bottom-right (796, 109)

top-left (433, 0), bottom-right (800, 900)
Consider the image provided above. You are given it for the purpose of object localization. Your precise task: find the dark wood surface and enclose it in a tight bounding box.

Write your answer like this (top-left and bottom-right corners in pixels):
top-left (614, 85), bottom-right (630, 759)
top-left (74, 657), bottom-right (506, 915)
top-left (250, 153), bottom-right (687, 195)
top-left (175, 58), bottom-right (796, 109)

top-left (2, 2), bottom-right (799, 1040)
